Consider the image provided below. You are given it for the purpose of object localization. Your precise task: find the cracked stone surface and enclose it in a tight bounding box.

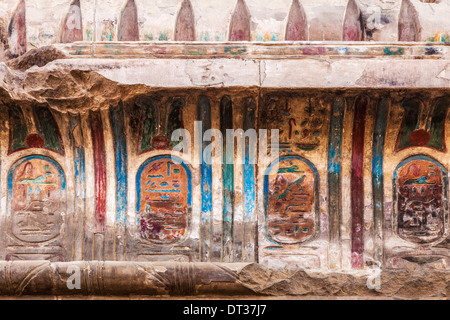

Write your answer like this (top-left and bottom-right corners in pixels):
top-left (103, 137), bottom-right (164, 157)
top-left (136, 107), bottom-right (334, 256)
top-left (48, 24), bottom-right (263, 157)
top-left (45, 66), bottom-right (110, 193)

top-left (0, 41), bottom-right (448, 299)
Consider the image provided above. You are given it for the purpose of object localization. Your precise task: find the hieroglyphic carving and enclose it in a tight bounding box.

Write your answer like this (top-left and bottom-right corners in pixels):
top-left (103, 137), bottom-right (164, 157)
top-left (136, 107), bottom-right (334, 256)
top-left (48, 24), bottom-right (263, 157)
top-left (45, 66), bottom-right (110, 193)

top-left (137, 156), bottom-right (191, 244)
top-left (394, 157), bottom-right (448, 244)
top-left (9, 156), bottom-right (65, 243)
top-left (260, 95), bottom-right (327, 153)
top-left (264, 156), bottom-right (319, 244)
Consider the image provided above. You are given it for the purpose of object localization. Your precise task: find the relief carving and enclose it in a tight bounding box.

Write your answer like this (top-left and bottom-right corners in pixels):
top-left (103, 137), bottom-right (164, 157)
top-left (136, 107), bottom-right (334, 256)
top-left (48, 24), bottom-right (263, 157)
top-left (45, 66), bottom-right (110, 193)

top-left (394, 157), bottom-right (448, 244)
top-left (137, 156), bottom-right (191, 244)
top-left (9, 156), bottom-right (65, 243)
top-left (261, 95), bottom-right (326, 153)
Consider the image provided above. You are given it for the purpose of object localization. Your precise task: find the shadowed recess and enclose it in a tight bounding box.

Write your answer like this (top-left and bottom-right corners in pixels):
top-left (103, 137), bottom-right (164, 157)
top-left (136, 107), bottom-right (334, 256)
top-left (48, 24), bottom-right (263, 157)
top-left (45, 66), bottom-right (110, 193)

top-left (118, 0), bottom-right (139, 41)
top-left (229, 0), bottom-right (251, 41)
top-left (372, 97), bottom-right (388, 267)
top-left (427, 97), bottom-right (449, 151)
top-left (61, 0), bottom-right (83, 43)
top-left (110, 101), bottom-right (128, 224)
top-left (8, 104), bottom-right (28, 154)
top-left (398, 0), bottom-right (421, 41)
top-left (343, 0), bottom-right (364, 41)
top-left (285, 0), bottom-right (308, 41)
top-left (166, 98), bottom-right (185, 148)
top-left (8, 104), bottom-right (64, 155)
top-left (32, 105), bottom-right (65, 155)
top-left (394, 97), bottom-right (447, 152)
top-left (8, 0), bottom-right (27, 57)
top-left (137, 97), bottom-right (160, 154)
top-left (175, 0), bottom-right (196, 41)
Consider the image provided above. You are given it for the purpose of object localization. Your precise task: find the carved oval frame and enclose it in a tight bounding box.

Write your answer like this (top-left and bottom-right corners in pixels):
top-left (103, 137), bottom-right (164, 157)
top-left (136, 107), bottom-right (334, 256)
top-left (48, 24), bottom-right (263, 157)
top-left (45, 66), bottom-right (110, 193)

top-left (263, 155), bottom-right (320, 245)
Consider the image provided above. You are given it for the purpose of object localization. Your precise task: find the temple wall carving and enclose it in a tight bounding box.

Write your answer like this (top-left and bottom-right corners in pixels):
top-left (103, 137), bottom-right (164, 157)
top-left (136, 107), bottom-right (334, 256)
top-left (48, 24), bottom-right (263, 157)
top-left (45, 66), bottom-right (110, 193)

top-left (0, 90), bottom-right (448, 273)
top-left (0, 0), bottom-right (449, 298)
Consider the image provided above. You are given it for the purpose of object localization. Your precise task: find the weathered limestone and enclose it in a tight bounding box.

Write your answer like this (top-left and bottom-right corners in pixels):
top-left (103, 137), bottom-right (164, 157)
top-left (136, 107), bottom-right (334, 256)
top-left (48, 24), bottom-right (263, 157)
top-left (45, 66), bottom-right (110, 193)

top-left (0, 0), bottom-right (448, 299)
top-left (0, 0), bottom-right (450, 47)
top-left (0, 261), bottom-right (447, 298)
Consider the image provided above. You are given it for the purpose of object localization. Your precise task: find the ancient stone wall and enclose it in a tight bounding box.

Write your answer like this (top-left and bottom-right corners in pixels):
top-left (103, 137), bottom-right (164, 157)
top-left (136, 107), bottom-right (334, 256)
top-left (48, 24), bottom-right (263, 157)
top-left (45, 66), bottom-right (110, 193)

top-left (0, 0), bottom-right (449, 298)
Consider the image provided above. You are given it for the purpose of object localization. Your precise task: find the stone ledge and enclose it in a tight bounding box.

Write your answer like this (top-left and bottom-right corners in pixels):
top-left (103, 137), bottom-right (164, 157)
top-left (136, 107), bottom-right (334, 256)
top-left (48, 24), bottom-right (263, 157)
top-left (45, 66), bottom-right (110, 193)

top-left (0, 261), bottom-right (447, 299)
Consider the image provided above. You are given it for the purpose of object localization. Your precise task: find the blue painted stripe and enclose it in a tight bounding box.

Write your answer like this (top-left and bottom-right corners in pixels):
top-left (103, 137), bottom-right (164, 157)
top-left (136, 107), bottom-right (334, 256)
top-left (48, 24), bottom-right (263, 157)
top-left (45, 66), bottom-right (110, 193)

top-left (198, 96), bottom-right (213, 215)
top-left (74, 147), bottom-right (86, 199)
top-left (243, 99), bottom-right (256, 224)
top-left (242, 99), bottom-right (257, 262)
top-left (394, 154), bottom-right (448, 179)
top-left (243, 157), bottom-right (255, 222)
top-left (110, 103), bottom-right (128, 224)
top-left (327, 97), bottom-right (345, 254)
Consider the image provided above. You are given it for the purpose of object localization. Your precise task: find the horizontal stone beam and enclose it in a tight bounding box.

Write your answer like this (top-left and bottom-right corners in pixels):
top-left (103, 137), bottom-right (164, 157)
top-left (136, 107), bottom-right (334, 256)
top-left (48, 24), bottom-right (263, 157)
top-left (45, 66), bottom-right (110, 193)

top-left (0, 261), bottom-right (255, 297)
top-left (51, 55), bottom-right (450, 89)
top-left (0, 261), bottom-right (447, 298)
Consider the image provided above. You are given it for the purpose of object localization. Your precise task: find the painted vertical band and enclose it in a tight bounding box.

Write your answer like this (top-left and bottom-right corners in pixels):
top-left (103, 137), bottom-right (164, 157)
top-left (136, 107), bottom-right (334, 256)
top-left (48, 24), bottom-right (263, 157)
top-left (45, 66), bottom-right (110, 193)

top-left (372, 98), bottom-right (388, 267)
top-left (351, 96), bottom-right (368, 268)
top-left (327, 97), bottom-right (345, 268)
top-left (198, 95), bottom-right (212, 262)
top-left (243, 98), bottom-right (256, 262)
top-left (220, 96), bottom-right (234, 262)
top-left (69, 113), bottom-right (86, 260)
top-left (90, 110), bottom-right (107, 233)
top-left (110, 102), bottom-right (128, 224)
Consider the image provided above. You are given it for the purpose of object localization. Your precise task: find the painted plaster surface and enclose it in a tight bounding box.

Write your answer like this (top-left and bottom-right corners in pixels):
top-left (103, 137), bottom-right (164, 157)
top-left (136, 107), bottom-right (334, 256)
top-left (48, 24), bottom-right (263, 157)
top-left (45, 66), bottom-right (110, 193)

top-left (0, 0), bottom-right (448, 299)
top-left (1, 0), bottom-right (450, 51)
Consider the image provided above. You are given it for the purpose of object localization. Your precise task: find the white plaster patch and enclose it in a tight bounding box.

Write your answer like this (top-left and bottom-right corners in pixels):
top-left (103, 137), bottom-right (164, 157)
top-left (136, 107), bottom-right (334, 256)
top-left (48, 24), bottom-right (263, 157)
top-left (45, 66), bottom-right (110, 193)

top-left (437, 64), bottom-right (450, 81)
